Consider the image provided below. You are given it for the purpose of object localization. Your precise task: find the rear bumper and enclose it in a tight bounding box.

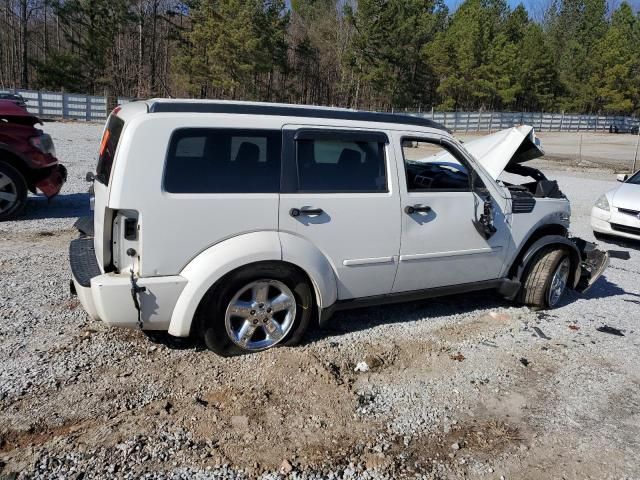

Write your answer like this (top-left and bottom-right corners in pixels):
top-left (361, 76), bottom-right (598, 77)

top-left (69, 236), bottom-right (187, 330)
top-left (35, 164), bottom-right (67, 198)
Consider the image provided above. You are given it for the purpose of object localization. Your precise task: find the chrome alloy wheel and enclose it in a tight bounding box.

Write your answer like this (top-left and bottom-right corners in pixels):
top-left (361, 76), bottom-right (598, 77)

top-left (547, 257), bottom-right (570, 307)
top-left (224, 279), bottom-right (297, 351)
top-left (0, 171), bottom-right (18, 214)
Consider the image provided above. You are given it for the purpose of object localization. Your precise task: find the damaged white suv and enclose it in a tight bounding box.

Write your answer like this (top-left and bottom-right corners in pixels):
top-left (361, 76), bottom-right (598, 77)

top-left (69, 100), bottom-right (608, 356)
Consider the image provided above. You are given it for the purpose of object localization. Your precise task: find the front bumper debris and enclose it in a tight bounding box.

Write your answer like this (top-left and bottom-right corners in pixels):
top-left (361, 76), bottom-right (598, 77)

top-left (35, 164), bottom-right (67, 198)
top-left (572, 238), bottom-right (609, 293)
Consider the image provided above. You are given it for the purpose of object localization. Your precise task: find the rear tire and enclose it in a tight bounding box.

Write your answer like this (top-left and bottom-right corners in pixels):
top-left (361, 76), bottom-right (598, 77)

top-left (0, 161), bottom-right (28, 221)
top-left (197, 262), bottom-right (314, 356)
top-left (517, 247), bottom-right (571, 310)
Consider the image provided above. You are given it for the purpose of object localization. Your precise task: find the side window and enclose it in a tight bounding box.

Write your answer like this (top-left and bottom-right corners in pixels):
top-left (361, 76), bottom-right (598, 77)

top-left (295, 137), bottom-right (387, 193)
top-left (164, 129), bottom-right (281, 193)
top-left (401, 139), bottom-right (470, 192)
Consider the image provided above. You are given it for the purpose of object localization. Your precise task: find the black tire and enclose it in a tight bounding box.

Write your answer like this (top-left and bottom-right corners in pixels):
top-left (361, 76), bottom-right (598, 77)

top-left (517, 247), bottom-right (571, 310)
top-left (0, 161), bottom-right (28, 221)
top-left (197, 262), bottom-right (314, 356)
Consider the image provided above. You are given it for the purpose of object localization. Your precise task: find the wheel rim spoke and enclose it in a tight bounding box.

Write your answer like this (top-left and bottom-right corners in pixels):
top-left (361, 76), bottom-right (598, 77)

top-left (549, 258), bottom-right (570, 306)
top-left (252, 283), bottom-right (270, 304)
top-left (225, 279), bottom-right (297, 351)
top-left (270, 293), bottom-right (294, 313)
top-left (0, 174), bottom-right (12, 190)
top-left (263, 318), bottom-right (284, 341)
top-left (228, 300), bottom-right (253, 319)
top-left (0, 191), bottom-right (17, 202)
top-left (236, 321), bottom-right (258, 347)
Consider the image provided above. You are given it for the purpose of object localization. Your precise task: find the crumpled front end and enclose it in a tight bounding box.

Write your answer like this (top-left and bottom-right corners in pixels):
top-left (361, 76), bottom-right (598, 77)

top-left (571, 237), bottom-right (609, 293)
top-left (34, 164), bottom-right (67, 198)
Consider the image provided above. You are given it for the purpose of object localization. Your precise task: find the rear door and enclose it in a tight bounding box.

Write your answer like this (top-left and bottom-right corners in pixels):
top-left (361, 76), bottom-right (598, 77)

top-left (278, 126), bottom-right (401, 300)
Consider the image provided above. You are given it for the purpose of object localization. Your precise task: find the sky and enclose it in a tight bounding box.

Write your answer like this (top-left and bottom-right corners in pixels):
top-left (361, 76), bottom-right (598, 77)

top-left (444, 0), bottom-right (640, 15)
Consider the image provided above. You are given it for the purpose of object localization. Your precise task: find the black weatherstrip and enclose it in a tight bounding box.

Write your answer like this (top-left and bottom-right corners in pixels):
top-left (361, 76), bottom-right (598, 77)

top-left (148, 102), bottom-right (447, 131)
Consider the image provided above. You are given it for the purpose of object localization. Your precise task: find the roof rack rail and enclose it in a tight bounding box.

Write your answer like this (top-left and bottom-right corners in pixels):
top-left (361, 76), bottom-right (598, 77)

top-left (148, 101), bottom-right (447, 131)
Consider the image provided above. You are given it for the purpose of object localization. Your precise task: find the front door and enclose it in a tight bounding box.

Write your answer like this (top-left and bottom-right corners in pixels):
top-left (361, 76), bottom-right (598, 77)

top-left (278, 126), bottom-right (401, 300)
top-left (392, 132), bottom-right (510, 293)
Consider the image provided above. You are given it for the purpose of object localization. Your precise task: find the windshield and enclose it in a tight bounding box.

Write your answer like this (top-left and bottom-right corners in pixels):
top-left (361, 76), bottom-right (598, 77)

top-left (627, 171), bottom-right (640, 185)
top-left (96, 115), bottom-right (124, 185)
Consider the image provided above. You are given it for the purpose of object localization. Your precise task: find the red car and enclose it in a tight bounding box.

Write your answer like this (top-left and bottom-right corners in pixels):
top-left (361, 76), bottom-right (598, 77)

top-left (0, 100), bottom-right (66, 220)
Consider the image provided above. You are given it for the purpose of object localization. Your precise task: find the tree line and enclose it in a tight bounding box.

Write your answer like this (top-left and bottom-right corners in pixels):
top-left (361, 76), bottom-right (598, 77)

top-left (1, 0), bottom-right (639, 115)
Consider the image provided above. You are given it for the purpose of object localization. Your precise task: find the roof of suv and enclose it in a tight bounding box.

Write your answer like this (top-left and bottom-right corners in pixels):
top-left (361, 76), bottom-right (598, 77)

top-left (135, 99), bottom-right (447, 132)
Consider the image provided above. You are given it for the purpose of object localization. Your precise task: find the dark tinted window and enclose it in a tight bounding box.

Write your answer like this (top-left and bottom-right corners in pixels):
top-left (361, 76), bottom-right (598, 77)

top-left (96, 115), bottom-right (124, 185)
top-left (401, 139), bottom-right (470, 191)
top-left (164, 129), bottom-right (281, 193)
top-left (295, 139), bottom-right (386, 192)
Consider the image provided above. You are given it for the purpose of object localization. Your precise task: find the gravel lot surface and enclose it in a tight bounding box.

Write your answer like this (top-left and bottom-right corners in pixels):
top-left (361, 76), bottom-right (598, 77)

top-left (1, 122), bottom-right (639, 479)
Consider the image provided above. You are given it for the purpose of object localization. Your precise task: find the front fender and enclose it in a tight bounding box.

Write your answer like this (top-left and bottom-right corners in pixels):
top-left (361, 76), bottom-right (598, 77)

top-left (168, 231), bottom-right (282, 337)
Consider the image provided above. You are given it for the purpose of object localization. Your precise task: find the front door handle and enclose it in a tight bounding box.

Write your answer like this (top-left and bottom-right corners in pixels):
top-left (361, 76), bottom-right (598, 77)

top-left (290, 207), bottom-right (324, 217)
top-left (404, 204), bottom-right (431, 214)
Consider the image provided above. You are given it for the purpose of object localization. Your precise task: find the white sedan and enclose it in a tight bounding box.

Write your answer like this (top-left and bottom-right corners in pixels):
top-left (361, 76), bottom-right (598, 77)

top-left (591, 171), bottom-right (640, 241)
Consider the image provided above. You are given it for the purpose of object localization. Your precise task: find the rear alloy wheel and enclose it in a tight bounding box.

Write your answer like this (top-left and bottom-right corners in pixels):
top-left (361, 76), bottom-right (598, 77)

top-left (224, 279), bottom-right (297, 351)
top-left (198, 262), bottom-right (314, 356)
top-left (0, 161), bottom-right (28, 221)
top-left (518, 247), bottom-right (571, 310)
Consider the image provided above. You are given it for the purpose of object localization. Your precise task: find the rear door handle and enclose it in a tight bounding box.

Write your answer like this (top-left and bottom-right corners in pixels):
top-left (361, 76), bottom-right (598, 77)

top-left (404, 204), bottom-right (431, 214)
top-left (290, 207), bottom-right (324, 217)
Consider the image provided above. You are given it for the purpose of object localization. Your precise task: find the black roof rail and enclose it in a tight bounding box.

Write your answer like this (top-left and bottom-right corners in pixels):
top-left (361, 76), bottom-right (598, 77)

top-left (147, 101), bottom-right (447, 131)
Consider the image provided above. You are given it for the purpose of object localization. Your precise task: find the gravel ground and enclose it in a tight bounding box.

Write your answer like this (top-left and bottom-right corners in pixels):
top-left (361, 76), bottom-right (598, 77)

top-left (1, 122), bottom-right (639, 479)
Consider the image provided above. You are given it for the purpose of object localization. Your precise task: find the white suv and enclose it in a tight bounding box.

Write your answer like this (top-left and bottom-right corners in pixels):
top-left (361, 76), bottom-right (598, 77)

top-left (69, 100), bottom-right (608, 356)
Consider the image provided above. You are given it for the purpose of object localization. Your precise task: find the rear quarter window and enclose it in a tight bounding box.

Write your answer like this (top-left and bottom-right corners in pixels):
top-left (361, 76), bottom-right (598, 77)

top-left (163, 128), bottom-right (281, 193)
top-left (96, 115), bottom-right (125, 185)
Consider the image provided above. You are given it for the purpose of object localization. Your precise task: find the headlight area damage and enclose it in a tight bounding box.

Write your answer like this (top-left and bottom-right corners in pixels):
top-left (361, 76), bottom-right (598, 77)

top-left (504, 235), bottom-right (610, 302)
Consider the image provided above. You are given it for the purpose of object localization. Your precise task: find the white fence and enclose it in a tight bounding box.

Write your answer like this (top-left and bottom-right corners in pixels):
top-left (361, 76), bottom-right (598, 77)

top-left (410, 110), bottom-right (639, 133)
top-left (2, 88), bottom-right (639, 131)
top-left (0, 88), bottom-right (130, 122)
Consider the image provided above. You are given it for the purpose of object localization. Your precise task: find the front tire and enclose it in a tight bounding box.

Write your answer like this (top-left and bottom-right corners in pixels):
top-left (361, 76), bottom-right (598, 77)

top-left (0, 161), bottom-right (28, 221)
top-left (197, 262), bottom-right (314, 356)
top-left (518, 248), bottom-right (571, 310)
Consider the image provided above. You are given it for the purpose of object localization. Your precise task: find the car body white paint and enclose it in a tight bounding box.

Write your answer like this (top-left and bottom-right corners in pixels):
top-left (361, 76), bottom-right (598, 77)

top-left (72, 100), bottom-right (586, 338)
top-left (591, 173), bottom-right (640, 241)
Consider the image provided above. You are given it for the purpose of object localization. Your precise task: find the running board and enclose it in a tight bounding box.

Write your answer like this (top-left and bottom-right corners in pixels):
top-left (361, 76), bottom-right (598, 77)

top-left (319, 278), bottom-right (519, 326)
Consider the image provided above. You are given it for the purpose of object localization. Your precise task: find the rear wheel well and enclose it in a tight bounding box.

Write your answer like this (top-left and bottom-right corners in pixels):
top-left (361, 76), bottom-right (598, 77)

top-left (191, 260), bottom-right (318, 337)
top-left (508, 224), bottom-right (569, 279)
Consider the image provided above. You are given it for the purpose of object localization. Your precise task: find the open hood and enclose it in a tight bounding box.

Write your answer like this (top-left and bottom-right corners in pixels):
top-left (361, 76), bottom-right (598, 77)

top-left (461, 125), bottom-right (544, 180)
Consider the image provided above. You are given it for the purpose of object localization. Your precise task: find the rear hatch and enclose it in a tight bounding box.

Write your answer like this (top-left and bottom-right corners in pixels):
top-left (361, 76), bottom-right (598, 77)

top-left (93, 114), bottom-right (125, 272)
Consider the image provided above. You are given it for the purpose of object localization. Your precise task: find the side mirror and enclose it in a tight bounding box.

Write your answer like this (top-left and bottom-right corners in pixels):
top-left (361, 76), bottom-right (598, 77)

top-left (616, 174), bottom-right (628, 183)
top-left (86, 171), bottom-right (95, 182)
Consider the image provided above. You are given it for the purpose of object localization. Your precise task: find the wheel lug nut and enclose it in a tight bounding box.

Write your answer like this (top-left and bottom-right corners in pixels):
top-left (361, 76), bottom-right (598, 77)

top-left (253, 319), bottom-right (259, 325)
top-left (267, 308), bottom-right (272, 313)
top-left (250, 310), bottom-right (256, 315)
top-left (259, 303), bottom-right (264, 308)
